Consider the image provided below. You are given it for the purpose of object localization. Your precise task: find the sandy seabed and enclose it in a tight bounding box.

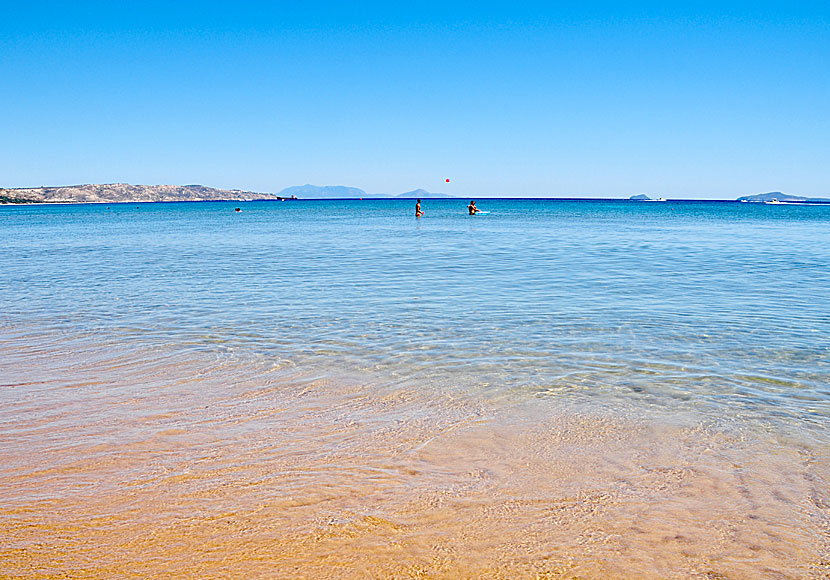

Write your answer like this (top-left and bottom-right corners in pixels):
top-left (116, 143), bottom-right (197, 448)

top-left (1, 339), bottom-right (829, 579)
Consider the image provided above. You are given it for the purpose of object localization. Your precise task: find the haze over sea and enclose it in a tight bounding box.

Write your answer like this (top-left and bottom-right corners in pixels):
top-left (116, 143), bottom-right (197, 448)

top-left (2, 198), bottom-right (829, 578)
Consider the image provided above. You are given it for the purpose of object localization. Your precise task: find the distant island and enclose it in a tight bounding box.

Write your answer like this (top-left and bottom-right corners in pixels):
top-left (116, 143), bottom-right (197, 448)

top-left (393, 188), bottom-right (457, 199)
top-left (629, 194), bottom-right (666, 201)
top-left (735, 191), bottom-right (830, 203)
top-left (276, 184), bottom-right (456, 199)
top-left (0, 183), bottom-right (456, 204)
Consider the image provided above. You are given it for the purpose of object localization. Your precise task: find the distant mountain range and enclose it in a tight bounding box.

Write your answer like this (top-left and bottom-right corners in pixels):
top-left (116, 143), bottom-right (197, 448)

top-left (735, 191), bottom-right (830, 203)
top-left (276, 184), bottom-right (456, 199)
top-left (0, 183), bottom-right (457, 204)
top-left (277, 184), bottom-right (370, 199)
top-left (394, 188), bottom-right (457, 199)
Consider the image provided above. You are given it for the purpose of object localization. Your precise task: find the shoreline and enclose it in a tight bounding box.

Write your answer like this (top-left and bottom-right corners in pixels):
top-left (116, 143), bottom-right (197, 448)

top-left (1, 338), bottom-right (829, 578)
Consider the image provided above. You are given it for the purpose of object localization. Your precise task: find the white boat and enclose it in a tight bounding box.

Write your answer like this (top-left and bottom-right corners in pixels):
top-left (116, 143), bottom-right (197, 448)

top-left (765, 198), bottom-right (781, 204)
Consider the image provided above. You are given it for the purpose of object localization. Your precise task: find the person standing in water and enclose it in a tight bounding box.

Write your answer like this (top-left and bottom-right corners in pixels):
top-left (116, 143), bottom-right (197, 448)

top-left (468, 200), bottom-right (480, 215)
top-left (415, 199), bottom-right (423, 217)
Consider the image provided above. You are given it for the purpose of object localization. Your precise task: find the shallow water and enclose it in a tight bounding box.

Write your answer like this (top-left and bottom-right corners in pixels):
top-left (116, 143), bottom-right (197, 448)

top-left (1, 199), bottom-right (829, 578)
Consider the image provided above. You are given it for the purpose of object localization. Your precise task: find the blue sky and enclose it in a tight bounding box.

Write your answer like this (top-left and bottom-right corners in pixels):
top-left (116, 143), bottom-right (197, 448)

top-left (2, 2), bottom-right (828, 198)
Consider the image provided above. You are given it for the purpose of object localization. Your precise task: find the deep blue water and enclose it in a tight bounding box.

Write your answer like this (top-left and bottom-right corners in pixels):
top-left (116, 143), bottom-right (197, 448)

top-left (2, 198), bottom-right (829, 436)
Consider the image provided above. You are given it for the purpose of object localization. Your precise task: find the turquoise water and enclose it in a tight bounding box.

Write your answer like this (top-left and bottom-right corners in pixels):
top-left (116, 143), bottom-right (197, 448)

top-left (2, 198), bottom-right (830, 577)
top-left (3, 199), bottom-right (829, 424)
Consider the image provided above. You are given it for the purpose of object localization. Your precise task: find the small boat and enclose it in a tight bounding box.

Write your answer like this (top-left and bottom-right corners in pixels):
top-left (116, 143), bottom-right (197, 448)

top-left (765, 198), bottom-right (781, 204)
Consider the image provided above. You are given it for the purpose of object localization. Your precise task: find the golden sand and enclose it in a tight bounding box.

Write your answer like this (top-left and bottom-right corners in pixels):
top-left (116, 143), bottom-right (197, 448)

top-left (1, 343), bottom-right (829, 579)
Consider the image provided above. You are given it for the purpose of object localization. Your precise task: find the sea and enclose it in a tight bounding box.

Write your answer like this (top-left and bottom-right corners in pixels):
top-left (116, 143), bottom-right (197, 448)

top-left (1, 198), bottom-right (829, 579)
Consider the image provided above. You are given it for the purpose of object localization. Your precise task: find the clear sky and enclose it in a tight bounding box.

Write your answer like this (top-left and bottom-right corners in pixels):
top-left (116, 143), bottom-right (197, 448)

top-left (2, 1), bottom-right (828, 198)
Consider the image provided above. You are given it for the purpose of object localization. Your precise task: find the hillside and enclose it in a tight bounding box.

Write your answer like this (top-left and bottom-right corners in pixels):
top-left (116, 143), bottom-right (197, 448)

top-left (0, 184), bottom-right (276, 204)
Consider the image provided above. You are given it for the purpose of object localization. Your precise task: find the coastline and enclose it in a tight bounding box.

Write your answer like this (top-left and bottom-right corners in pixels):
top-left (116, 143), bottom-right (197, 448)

top-left (0, 198), bottom-right (286, 206)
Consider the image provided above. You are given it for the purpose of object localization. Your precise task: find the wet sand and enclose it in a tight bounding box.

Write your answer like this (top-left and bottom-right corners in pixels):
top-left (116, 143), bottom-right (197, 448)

top-left (2, 339), bottom-right (829, 579)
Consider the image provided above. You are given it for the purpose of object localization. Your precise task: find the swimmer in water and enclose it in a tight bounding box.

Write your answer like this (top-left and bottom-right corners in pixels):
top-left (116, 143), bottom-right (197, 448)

top-left (415, 199), bottom-right (423, 217)
top-left (468, 200), bottom-right (480, 215)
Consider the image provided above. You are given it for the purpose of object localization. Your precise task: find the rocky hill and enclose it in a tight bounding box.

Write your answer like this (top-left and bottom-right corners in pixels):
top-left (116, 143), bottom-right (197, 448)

top-left (0, 183), bottom-right (276, 204)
